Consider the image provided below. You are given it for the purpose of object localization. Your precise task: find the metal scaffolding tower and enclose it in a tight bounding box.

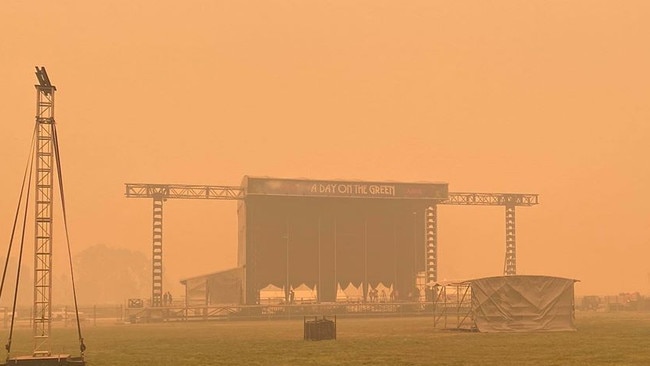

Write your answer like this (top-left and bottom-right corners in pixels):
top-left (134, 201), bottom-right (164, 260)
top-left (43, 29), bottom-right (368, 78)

top-left (33, 67), bottom-right (56, 356)
top-left (151, 195), bottom-right (164, 307)
top-left (425, 205), bottom-right (438, 289)
top-left (3, 66), bottom-right (86, 365)
top-left (504, 204), bottom-right (517, 275)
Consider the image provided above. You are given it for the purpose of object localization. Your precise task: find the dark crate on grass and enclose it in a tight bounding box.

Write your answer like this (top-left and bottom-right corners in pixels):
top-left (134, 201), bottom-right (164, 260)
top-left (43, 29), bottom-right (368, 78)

top-left (304, 315), bottom-right (337, 341)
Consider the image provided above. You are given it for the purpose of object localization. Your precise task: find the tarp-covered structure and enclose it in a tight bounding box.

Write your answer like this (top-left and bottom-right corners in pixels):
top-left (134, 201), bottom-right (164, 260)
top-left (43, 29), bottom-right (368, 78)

top-left (435, 275), bottom-right (577, 332)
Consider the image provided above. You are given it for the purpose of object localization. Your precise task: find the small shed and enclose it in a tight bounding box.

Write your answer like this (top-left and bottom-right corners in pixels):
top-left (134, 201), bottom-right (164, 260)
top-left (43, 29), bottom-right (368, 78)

top-left (434, 275), bottom-right (577, 332)
top-left (180, 267), bottom-right (244, 306)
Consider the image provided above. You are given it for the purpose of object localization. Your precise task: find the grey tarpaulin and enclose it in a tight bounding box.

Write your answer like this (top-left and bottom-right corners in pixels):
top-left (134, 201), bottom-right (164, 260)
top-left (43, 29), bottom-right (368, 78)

top-left (470, 275), bottom-right (577, 332)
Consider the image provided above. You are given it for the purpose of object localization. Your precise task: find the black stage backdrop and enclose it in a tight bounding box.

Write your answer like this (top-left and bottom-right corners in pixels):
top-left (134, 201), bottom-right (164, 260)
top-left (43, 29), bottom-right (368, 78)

top-left (240, 196), bottom-right (430, 304)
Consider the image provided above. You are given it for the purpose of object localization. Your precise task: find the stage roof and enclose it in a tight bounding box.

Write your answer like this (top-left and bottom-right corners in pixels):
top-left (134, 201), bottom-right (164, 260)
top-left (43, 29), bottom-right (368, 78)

top-left (241, 176), bottom-right (448, 200)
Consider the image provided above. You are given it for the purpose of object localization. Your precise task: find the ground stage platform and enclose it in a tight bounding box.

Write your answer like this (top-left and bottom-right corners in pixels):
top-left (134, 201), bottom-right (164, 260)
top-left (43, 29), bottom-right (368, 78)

top-left (2, 355), bottom-right (84, 366)
top-left (124, 301), bottom-right (432, 323)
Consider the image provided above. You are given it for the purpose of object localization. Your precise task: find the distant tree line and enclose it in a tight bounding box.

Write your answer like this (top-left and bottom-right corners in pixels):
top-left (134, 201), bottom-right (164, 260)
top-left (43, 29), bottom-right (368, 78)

top-left (72, 244), bottom-right (150, 305)
top-left (1, 243), bottom-right (151, 308)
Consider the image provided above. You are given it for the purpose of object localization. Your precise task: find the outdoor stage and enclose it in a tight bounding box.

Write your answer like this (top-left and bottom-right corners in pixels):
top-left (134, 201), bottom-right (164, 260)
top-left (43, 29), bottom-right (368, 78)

top-left (180, 177), bottom-right (447, 305)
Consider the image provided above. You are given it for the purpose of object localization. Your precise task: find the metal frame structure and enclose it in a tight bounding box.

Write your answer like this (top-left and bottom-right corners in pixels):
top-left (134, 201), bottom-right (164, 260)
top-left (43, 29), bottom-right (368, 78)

top-left (443, 192), bottom-right (539, 206)
top-left (504, 205), bottom-right (517, 275)
top-left (424, 206), bottom-right (437, 291)
top-left (125, 184), bottom-right (244, 200)
top-left (125, 184), bottom-right (538, 306)
top-left (33, 67), bottom-right (57, 356)
top-left (151, 195), bottom-right (164, 307)
top-left (432, 282), bottom-right (474, 330)
top-left (439, 193), bottom-right (539, 277)
top-left (125, 184), bottom-right (243, 306)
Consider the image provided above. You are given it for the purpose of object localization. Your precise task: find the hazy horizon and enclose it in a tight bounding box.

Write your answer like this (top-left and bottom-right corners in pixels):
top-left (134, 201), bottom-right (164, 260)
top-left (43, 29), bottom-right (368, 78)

top-left (1, 1), bottom-right (649, 303)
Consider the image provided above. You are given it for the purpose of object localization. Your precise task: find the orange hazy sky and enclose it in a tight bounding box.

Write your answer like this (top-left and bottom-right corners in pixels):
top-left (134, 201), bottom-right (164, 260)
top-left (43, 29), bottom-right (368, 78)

top-left (1, 1), bottom-right (648, 297)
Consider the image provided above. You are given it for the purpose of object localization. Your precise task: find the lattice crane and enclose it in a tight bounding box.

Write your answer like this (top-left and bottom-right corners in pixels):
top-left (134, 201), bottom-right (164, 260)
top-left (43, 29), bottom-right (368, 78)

top-left (1, 67), bottom-right (85, 366)
top-left (125, 183), bottom-right (538, 306)
top-left (32, 66), bottom-right (57, 358)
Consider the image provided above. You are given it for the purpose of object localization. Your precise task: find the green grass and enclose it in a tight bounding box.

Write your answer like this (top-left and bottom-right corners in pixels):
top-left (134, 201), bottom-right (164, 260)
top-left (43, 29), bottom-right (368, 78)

top-left (3, 312), bottom-right (650, 365)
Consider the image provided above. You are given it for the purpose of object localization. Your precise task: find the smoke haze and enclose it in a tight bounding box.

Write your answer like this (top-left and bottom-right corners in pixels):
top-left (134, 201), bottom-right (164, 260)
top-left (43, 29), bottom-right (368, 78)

top-left (1, 1), bottom-right (649, 303)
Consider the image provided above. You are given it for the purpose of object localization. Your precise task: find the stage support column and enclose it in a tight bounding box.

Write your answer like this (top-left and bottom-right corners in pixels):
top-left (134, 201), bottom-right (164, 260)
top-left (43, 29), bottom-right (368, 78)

top-left (151, 195), bottom-right (164, 307)
top-left (285, 219), bottom-right (290, 303)
top-left (392, 215), bottom-right (398, 301)
top-left (425, 205), bottom-right (438, 299)
top-left (504, 205), bottom-right (517, 275)
top-left (363, 217), bottom-right (368, 302)
top-left (333, 217), bottom-right (338, 301)
top-left (413, 212), bottom-right (418, 288)
top-left (317, 216), bottom-right (321, 303)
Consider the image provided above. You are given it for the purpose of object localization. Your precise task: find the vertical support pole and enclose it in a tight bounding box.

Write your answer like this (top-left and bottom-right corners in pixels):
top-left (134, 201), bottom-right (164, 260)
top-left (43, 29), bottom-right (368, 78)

top-left (285, 219), bottom-right (290, 304)
top-left (184, 282), bottom-right (189, 320)
top-left (504, 204), bottom-right (516, 275)
top-left (392, 215), bottom-right (398, 301)
top-left (151, 195), bottom-right (164, 307)
top-left (33, 81), bottom-right (55, 356)
top-left (412, 212), bottom-right (417, 291)
top-left (363, 217), bottom-right (368, 302)
top-left (425, 205), bottom-right (438, 298)
top-left (333, 217), bottom-right (337, 301)
top-left (317, 216), bottom-right (321, 303)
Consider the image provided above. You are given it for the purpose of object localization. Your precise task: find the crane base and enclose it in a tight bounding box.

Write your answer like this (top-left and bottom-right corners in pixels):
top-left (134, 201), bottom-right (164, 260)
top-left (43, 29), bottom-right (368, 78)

top-left (2, 354), bottom-right (85, 365)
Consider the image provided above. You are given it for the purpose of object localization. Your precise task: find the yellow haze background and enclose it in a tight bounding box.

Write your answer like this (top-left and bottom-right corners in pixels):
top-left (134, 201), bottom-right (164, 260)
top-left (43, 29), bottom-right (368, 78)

top-left (1, 1), bottom-right (649, 300)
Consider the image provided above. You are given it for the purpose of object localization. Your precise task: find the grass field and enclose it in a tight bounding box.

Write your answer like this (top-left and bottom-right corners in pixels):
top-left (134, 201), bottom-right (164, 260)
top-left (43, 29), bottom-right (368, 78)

top-left (3, 311), bottom-right (650, 365)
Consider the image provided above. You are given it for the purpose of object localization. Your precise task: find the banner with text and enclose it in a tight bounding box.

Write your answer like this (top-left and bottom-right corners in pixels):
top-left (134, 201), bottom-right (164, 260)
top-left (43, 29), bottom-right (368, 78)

top-left (244, 177), bottom-right (448, 200)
